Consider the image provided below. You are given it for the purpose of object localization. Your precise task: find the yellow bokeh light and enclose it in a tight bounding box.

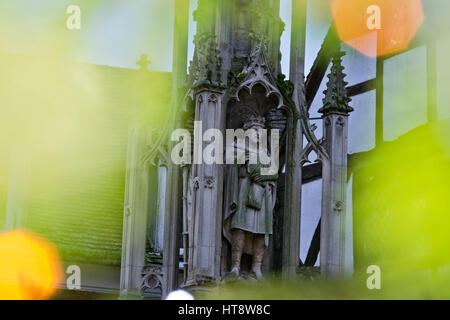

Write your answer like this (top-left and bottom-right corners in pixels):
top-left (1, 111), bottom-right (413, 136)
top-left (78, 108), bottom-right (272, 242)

top-left (0, 230), bottom-right (62, 300)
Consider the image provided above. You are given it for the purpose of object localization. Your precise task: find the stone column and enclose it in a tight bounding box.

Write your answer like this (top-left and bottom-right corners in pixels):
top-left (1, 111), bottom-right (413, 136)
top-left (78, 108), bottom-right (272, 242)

top-left (183, 0), bottom-right (227, 284)
top-left (120, 125), bottom-right (149, 296)
top-left (282, 0), bottom-right (307, 277)
top-left (319, 52), bottom-right (353, 277)
top-left (161, 0), bottom-right (190, 297)
top-left (188, 88), bottom-right (224, 282)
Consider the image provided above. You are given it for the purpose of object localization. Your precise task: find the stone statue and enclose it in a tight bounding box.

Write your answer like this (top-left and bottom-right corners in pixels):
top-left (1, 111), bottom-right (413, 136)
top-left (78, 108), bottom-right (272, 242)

top-left (223, 116), bottom-right (278, 280)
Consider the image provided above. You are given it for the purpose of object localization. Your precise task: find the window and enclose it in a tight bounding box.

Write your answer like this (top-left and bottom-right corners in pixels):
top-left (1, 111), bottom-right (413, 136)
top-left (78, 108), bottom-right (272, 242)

top-left (300, 179), bottom-right (322, 266)
top-left (308, 63), bottom-right (332, 141)
top-left (341, 39), bottom-right (376, 87)
top-left (348, 90), bottom-right (376, 154)
top-left (383, 46), bottom-right (428, 141)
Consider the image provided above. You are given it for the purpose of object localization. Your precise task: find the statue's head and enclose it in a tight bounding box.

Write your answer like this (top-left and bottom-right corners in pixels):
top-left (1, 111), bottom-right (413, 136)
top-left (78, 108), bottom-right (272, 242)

top-left (242, 115), bottom-right (266, 130)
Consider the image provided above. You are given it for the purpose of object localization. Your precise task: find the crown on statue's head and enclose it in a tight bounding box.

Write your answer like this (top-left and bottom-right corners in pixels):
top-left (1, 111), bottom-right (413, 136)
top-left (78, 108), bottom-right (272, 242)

top-left (242, 115), bottom-right (266, 130)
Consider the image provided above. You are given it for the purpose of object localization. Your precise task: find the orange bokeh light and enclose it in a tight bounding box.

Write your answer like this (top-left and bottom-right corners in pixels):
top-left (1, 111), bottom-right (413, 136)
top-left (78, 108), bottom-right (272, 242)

top-left (331, 0), bottom-right (424, 57)
top-left (0, 230), bottom-right (62, 300)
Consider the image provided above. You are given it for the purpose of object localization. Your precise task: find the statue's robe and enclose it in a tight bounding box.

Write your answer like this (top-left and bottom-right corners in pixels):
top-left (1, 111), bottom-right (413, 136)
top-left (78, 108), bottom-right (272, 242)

top-left (223, 163), bottom-right (277, 253)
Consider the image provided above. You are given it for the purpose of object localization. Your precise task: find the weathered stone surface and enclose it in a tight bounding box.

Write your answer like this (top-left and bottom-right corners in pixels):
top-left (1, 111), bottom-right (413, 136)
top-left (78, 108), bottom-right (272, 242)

top-left (320, 51), bottom-right (353, 277)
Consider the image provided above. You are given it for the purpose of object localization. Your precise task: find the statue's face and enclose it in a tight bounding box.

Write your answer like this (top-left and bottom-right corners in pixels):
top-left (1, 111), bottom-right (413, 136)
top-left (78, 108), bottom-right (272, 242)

top-left (251, 124), bottom-right (265, 130)
top-left (242, 121), bottom-right (265, 131)
top-left (250, 126), bottom-right (264, 135)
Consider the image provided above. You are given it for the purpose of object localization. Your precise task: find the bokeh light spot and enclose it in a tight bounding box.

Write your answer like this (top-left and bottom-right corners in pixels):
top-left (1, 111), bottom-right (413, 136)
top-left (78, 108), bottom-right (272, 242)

top-left (0, 230), bottom-right (62, 299)
top-left (331, 0), bottom-right (424, 57)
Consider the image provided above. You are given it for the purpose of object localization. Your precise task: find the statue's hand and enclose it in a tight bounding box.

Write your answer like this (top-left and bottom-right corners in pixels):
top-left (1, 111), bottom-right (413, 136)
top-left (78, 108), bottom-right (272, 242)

top-left (249, 164), bottom-right (263, 183)
top-left (249, 164), bottom-right (278, 183)
top-left (250, 169), bottom-right (263, 183)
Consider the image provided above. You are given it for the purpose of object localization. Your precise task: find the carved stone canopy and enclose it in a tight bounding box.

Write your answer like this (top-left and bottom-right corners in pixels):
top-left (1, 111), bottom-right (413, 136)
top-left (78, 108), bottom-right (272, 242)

top-left (227, 44), bottom-right (284, 130)
top-left (228, 84), bottom-right (281, 129)
top-left (233, 44), bottom-right (283, 108)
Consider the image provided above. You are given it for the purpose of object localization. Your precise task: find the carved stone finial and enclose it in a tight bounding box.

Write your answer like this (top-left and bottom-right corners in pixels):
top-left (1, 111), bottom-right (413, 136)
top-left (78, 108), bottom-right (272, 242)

top-left (318, 51), bottom-right (353, 116)
top-left (188, 33), bottom-right (223, 89)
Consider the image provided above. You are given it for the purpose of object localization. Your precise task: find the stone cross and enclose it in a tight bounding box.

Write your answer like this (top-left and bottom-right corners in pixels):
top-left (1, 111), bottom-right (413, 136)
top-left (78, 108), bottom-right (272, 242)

top-left (137, 54), bottom-right (151, 71)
